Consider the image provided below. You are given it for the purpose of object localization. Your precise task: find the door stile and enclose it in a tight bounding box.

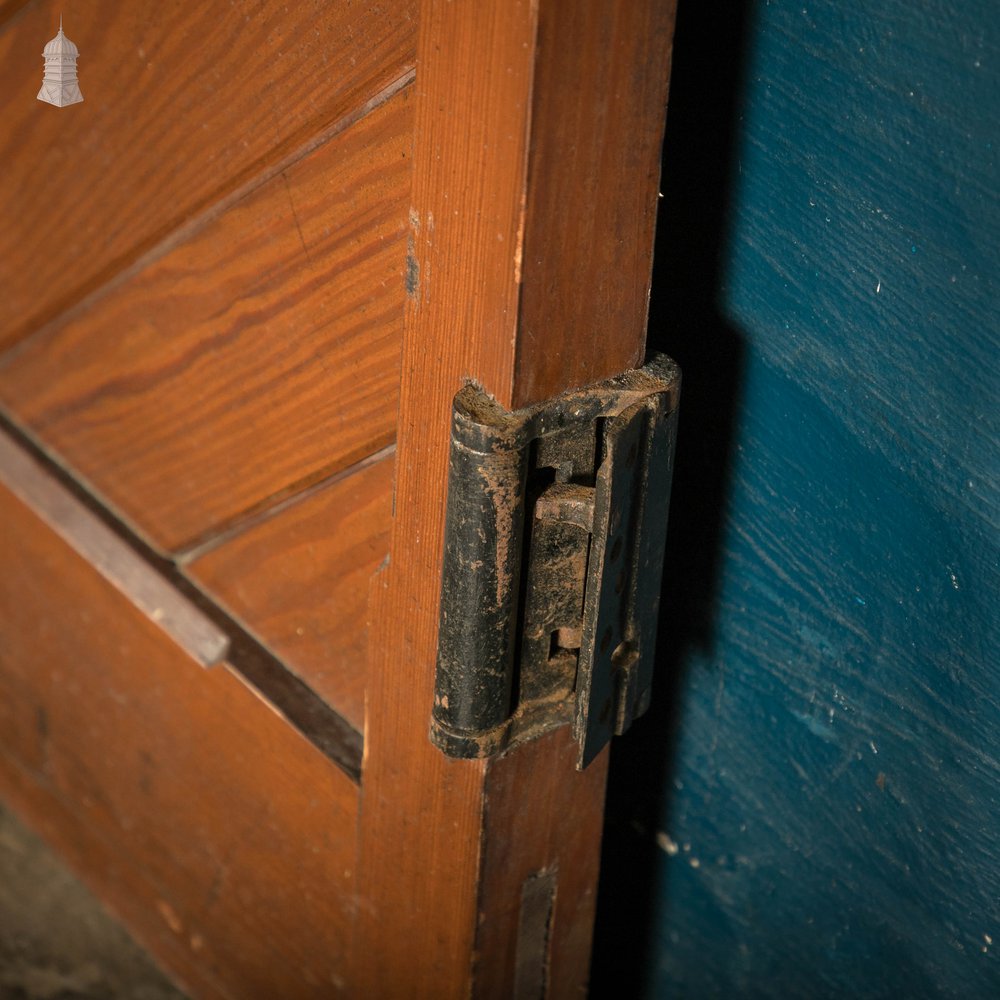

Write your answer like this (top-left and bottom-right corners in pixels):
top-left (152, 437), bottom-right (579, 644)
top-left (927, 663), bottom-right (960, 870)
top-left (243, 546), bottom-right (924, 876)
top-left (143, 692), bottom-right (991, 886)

top-left (356, 1), bottom-right (677, 995)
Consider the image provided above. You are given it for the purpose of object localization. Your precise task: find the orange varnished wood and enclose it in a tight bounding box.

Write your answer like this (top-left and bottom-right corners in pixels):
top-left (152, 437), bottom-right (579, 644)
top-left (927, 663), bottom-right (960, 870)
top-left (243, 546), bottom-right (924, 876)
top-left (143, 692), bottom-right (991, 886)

top-left (186, 451), bottom-right (394, 733)
top-left (0, 1), bottom-right (676, 991)
top-left (0, 91), bottom-right (412, 553)
top-left (356, 3), bottom-right (538, 991)
top-left (0, 1), bottom-right (31, 27)
top-left (477, 5), bottom-right (676, 989)
top-left (0, 429), bottom-right (229, 668)
top-left (357, 0), bottom-right (676, 994)
top-left (0, 477), bottom-right (361, 997)
top-left (0, 0), bottom-right (416, 349)
top-left (0, 753), bottom-right (229, 1000)
top-left (513, 0), bottom-right (678, 408)
top-left (475, 727), bottom-right (609, 997)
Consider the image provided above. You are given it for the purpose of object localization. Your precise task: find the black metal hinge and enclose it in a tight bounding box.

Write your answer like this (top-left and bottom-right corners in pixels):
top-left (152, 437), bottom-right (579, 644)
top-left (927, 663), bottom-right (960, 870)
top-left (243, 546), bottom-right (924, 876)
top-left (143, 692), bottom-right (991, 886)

top-left (431, 354), bottom-right (681, 769)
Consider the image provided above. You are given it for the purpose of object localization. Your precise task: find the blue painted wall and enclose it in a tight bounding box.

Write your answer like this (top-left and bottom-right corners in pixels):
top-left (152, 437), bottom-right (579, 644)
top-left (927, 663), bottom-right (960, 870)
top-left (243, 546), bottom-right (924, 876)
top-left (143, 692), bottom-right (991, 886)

top-left (593, 1), bottom-right (999, 996)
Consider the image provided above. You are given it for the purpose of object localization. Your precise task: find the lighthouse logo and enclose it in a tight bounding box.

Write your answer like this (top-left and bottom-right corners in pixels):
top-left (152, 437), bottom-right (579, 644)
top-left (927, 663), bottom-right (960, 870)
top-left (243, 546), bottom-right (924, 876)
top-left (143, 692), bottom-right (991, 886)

top-left (37, 17), bottom-right (83, 108)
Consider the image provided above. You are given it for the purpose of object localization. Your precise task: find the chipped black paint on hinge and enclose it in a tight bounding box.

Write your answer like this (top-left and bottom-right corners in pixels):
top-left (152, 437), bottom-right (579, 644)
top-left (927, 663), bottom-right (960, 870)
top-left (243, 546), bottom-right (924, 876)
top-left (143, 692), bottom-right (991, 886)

top-left (431, 353), bottom-right (681, 769)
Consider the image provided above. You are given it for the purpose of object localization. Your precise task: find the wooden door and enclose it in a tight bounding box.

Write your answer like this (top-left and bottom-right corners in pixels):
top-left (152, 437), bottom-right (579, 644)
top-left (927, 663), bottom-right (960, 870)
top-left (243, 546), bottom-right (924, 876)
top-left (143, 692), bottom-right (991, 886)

top-left (0, 2), bottom-right (677, 995)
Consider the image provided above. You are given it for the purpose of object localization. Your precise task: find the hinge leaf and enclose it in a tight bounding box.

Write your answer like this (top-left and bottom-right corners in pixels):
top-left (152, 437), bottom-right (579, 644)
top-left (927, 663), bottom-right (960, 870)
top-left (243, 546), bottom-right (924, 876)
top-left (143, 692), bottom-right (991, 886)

top-left (431, 354), bottom-right (680, 768)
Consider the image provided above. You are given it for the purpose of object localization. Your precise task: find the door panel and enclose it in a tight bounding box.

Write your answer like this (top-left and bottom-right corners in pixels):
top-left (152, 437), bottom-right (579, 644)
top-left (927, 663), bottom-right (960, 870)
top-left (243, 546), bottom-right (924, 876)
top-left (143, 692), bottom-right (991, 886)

top-left (0, 451), bottom-right (359, 998)
top-left (0, 0), bottom-right (416, 350)
top-left (186, 449), bottom-right (394, 732)
top-left (0, 89), bottom-right (411, 552)
top-left (513, 1), bottom-right (678, 405)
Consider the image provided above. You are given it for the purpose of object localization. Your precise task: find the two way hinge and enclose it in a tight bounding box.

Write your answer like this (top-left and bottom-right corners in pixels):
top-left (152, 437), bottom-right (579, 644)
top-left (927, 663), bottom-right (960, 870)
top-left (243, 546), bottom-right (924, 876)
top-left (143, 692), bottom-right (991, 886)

top-left (430, 354), bottom-right (681, 769)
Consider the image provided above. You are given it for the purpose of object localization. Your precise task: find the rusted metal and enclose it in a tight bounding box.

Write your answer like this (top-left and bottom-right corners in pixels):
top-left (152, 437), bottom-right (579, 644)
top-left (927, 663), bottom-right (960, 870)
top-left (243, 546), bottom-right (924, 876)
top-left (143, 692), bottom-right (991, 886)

top-left (431, 354), bottom-right (681, 768)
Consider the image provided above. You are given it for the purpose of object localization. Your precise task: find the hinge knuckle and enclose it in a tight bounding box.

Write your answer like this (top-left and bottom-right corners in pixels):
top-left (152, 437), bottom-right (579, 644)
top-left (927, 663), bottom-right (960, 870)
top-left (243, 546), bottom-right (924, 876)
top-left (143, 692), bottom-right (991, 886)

top-left (431, 354), bottom-right (680, 769)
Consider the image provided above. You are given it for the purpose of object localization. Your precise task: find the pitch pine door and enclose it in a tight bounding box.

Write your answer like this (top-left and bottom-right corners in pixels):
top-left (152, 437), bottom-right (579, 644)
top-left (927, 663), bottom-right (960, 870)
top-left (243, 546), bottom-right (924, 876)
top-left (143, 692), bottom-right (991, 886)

top-left (0, 1), bottom-right (676, 994)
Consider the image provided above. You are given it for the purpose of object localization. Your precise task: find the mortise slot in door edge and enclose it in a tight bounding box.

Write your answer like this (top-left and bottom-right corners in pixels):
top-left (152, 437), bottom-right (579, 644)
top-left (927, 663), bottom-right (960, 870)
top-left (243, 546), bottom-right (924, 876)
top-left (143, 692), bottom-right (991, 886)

top-left (0, 428), bottom-right (229, 668)
top-left (513, 867), bottom-right (558, 999)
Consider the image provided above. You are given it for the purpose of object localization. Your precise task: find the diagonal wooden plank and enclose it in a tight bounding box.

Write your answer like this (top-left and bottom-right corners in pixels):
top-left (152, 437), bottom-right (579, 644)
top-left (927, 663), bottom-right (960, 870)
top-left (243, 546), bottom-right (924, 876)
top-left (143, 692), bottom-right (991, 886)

top-left (186, 449), bottom-right (395, 733)
top-left (0, 90), bottom-right (412, 552)
top-left (0, 476), bottom-right (361, 997)
top-left (0, 0), bottom-right (416, 350)
top-left (0, 428), bottom-right (228, 667)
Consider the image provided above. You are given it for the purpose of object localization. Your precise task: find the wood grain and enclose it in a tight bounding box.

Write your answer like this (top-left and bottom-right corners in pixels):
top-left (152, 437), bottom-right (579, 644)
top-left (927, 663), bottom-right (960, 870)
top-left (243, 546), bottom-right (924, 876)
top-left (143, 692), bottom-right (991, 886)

top-left (0, 477), bottom-right (362, 997)
top-left (187, 450), bottom-right (394, 733)
top-left (0, 3), bottom-right (676, 992)
top-left (356, 4), bottom-right (538, 990)
top-left (0, 413), bottom-right (365, 780)
top-left (0, 0), bottom-right (416, 349)
top-left (356, 1), bottom-right (676, 993)
top-left (0, 0), bottom-right (31, 27)
top-left (0, 754), bottom-right (230, 1000)
top-left (0, 429), bottom-right (228, 668)
top-left (475, 726), bottom-right (610, 998)
top-left (513, 0), bottom-right (677, 407)
top-left (0, 90), bottom-right (412, 553)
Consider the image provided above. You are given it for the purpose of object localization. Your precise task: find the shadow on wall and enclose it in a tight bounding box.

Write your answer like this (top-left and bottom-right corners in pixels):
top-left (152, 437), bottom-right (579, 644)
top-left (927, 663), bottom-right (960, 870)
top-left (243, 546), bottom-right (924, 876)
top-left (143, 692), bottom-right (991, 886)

top-left (591, 0), bottom-right (752, 994)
